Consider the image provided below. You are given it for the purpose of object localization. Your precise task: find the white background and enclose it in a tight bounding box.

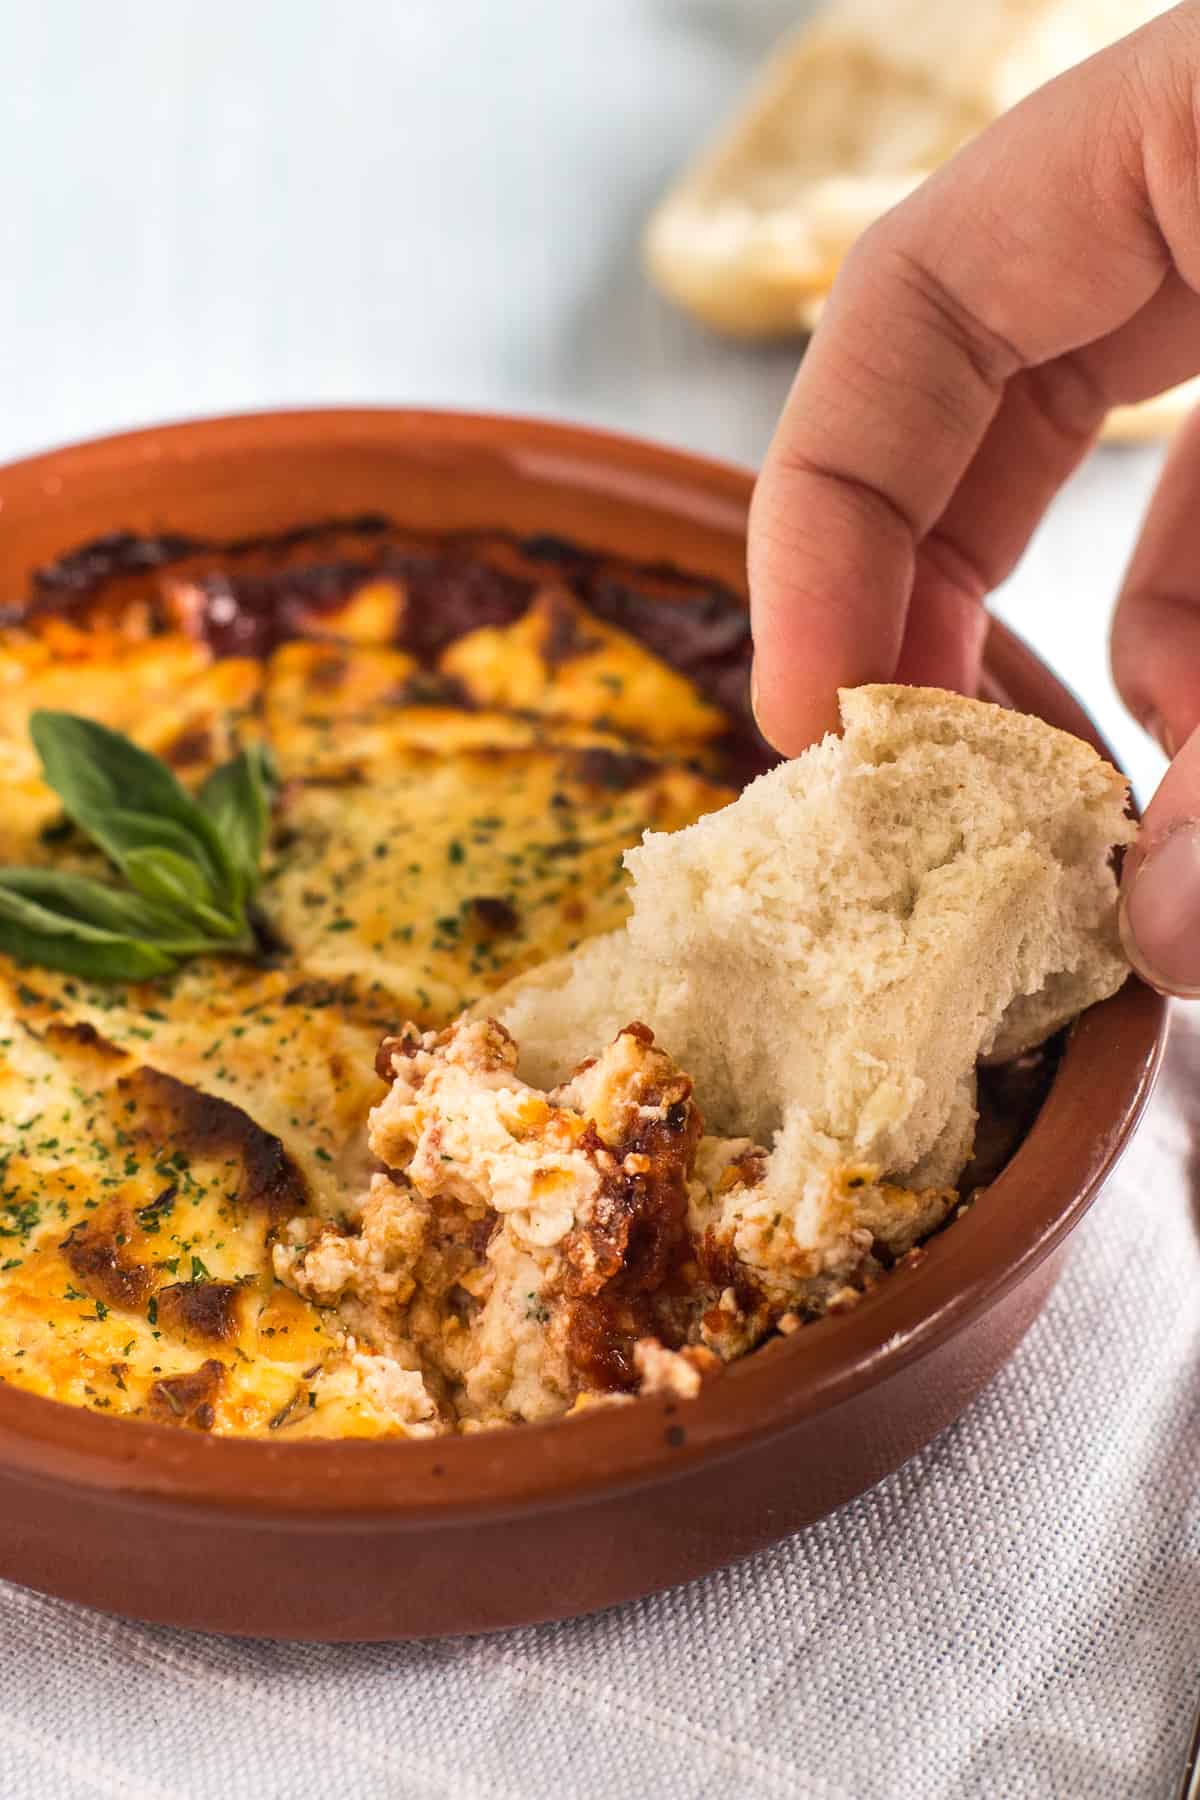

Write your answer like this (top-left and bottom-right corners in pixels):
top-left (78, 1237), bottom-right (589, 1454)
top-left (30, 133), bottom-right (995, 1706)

top-left (0, 0), bottom-right (1170, 799)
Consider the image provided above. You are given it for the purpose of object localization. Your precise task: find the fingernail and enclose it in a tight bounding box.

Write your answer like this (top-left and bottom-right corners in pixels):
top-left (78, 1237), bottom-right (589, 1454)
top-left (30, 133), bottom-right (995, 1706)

top-left (1140, 710), bottom-right (1178, 759)
top-left (750, 660), bottom-right (763, 732)
top-left (1120, 821), bottom-right (1200, 996)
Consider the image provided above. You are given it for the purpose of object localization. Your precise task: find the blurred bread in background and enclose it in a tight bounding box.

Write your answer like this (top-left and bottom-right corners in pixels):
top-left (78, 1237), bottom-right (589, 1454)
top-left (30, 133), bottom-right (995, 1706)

top-left (645, 0), bottom-right (1190, 442)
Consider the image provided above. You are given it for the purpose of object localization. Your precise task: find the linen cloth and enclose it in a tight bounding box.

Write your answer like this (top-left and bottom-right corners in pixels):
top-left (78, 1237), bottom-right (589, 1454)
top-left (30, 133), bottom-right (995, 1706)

top-left (0, 1021), bottom-right (1195, 1800)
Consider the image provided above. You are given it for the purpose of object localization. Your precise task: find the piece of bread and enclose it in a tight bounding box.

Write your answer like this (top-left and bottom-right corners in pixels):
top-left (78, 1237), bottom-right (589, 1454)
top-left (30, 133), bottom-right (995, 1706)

top-left (645, 0), bottom-right (1180, 442)
top-left (487, 686), bottom-right (1132, 1208)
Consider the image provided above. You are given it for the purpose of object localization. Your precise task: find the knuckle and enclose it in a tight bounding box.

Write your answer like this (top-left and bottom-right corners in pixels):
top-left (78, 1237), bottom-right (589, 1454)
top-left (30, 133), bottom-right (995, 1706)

top-left (918, 526), bottom-right (992, 605)
top-left (879, 242), bottom-right (1020, 397)
top-left (815, 225), bottom-right (1017, 456)
top-left (1018, 356), bottom-right (1109, 451)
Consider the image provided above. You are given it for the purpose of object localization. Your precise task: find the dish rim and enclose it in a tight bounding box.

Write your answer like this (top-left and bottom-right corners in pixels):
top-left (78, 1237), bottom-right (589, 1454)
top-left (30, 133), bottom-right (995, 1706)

top-left (0, 406), bottom-right (1169, 1527)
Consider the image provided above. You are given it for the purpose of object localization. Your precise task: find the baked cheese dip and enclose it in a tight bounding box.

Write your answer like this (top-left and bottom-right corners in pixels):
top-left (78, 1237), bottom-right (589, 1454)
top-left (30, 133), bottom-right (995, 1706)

top-left (269, 682), bottom-right (1131, 1436)
top-left (0, 527), bottom-right (1128, 1440)
top-left (0, 521), bottom-right (761, 1437)
top-left (275, 1015), bottom-right (954, 1430)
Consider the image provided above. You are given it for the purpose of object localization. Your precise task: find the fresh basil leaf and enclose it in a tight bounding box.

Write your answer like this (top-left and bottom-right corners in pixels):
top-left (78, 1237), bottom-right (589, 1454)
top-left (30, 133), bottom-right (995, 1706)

top-left (0, 869), bottom-right (236, 955)
top-left (30, 710), bottom-right (192, 820)
top-left (0, 714), bottom-right (278, 984)
top-left (0, 868), bottom-right (185, 940)
top-left (0, 885), bottom-right (177, 981)
top-left (123, 845), bottom-right (208, 909)
top-left (196, 742), bottom-right (278, 901)
top-left (78, 808), bottom-right (229, 917)
top-left (30, 711), bottom-right (237, 907)
top-left (121, 847), bottom-right (245, 941)
top-left (92, 807), bottom-right (217, 867)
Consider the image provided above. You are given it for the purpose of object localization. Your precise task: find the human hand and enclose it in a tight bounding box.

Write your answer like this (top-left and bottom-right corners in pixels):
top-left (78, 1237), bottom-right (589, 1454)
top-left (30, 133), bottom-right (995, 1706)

top-left (747, 3), bottom-right (1200, 995)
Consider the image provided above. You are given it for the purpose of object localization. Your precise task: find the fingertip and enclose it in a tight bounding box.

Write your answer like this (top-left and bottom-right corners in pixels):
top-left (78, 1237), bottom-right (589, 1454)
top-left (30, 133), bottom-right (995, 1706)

top-left (1119, 820), bottom-right (1200, 998)
top-left (749, 652), bottom-right (843, 757)
top-left (894, 569), bottom-right (989, 695)
top-left (747, 432), bottom-right (915, 756)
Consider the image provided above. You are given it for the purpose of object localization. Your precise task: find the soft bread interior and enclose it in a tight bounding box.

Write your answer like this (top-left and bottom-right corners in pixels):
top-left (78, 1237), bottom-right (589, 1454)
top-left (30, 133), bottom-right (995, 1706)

top-left (489, 685), bottom-right (1132, 1212)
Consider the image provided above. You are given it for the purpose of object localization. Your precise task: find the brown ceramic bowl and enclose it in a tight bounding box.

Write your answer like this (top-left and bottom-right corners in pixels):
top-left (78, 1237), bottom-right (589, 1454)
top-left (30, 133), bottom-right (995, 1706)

top-left (0, 410), bottom-right (1167, 1641)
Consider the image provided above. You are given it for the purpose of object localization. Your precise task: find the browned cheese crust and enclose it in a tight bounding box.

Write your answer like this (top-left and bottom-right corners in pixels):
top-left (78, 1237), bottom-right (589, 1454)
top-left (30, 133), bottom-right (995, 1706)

top-left (0, 519), bottom-right (773, 1436)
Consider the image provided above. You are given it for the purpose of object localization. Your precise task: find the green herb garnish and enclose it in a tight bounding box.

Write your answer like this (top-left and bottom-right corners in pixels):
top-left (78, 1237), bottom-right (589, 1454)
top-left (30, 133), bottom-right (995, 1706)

top-left (0, 713), bottom-right (278, 983)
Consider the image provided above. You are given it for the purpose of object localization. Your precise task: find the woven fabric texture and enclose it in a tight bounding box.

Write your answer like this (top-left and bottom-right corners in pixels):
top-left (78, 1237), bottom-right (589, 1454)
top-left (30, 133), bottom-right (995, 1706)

top-left (0, 1015), bottom-right (1196, 1800)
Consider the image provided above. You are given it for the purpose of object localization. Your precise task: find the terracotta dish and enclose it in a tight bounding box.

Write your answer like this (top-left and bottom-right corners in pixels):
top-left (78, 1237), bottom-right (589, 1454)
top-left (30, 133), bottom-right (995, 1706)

top-left (0, 410), bottom-right (1167, 1640)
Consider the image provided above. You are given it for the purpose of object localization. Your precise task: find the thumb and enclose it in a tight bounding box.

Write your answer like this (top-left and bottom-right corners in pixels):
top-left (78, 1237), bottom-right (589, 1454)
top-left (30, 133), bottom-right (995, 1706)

top-left (1120, 739), bottom-right (1200, 998)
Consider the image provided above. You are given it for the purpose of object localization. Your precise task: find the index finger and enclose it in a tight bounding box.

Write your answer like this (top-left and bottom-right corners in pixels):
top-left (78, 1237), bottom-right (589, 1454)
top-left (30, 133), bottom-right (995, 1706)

top-left (748, 6), bottom-right (1200, 752)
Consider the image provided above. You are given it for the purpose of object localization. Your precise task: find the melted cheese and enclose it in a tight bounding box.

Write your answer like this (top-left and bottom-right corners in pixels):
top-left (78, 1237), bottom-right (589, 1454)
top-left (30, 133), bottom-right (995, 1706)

top-left (0, 552), bottom-right (743, 1439)
top-left (264, 747), bottom-right (730, 1021)
top-left (439, 590), bottom-right (727, 747)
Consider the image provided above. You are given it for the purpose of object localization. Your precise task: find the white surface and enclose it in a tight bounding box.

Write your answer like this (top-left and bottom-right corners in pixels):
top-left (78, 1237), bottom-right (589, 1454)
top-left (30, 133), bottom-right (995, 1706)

top-left (0, 0), bottom-right (1170, 799)
top-left (0, 5), bottom-right (1194, 1797)
top-left (0, 1014), bottom-right (1196, 1800)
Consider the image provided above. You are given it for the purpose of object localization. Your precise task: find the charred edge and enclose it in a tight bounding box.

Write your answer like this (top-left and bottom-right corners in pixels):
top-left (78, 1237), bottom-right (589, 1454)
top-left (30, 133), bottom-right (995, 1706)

top-left (118, 1066), bottom-right (308, 1223)
top-left (572, 747), bottom-right (659, 793)
top-left (384, 549), bottom-right (532, 661)
top-left (302, 649), bottom-right (350, 690)
top-left (29, 529), bottom-right (207, 597)
top-left (162, 723), bottom-right (215, 769)
top-left (15, 517), bottom-right (773, 776)
top-left (148, 1359), bottom-right (225, 1431)
top-left (538, 591), bottom-right (603, 667)
top-left (19, 518), bottom-right (745, 671)
top-left (60, 1208), bottom-right (155, 1310)
top-left (222, 514), bottom-right (394, 557)
top-left (177, 565), bottom-right (378, 658)
top-left (43, 1019), bottom-right (129, 1063)
top-left (282, 977), bottom-right (347, 1008)
top-left (25, 516), bottom-right (393, 601)
top-left (22, 516), bottom-right (747, 611)
top-left (287, 767), bottom-right (368, 790)
top-left (465, 895), bottom-right (519, 938)
top-left (391, 670), bottom-right (477, 711)
top-left (155, 1280), bottom-right (243, 1344)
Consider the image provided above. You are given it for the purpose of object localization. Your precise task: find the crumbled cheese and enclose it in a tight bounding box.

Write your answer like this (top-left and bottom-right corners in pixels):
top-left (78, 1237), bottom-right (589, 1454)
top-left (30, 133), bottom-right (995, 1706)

top-left (276, 1015), bottom-right (957, 1434)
